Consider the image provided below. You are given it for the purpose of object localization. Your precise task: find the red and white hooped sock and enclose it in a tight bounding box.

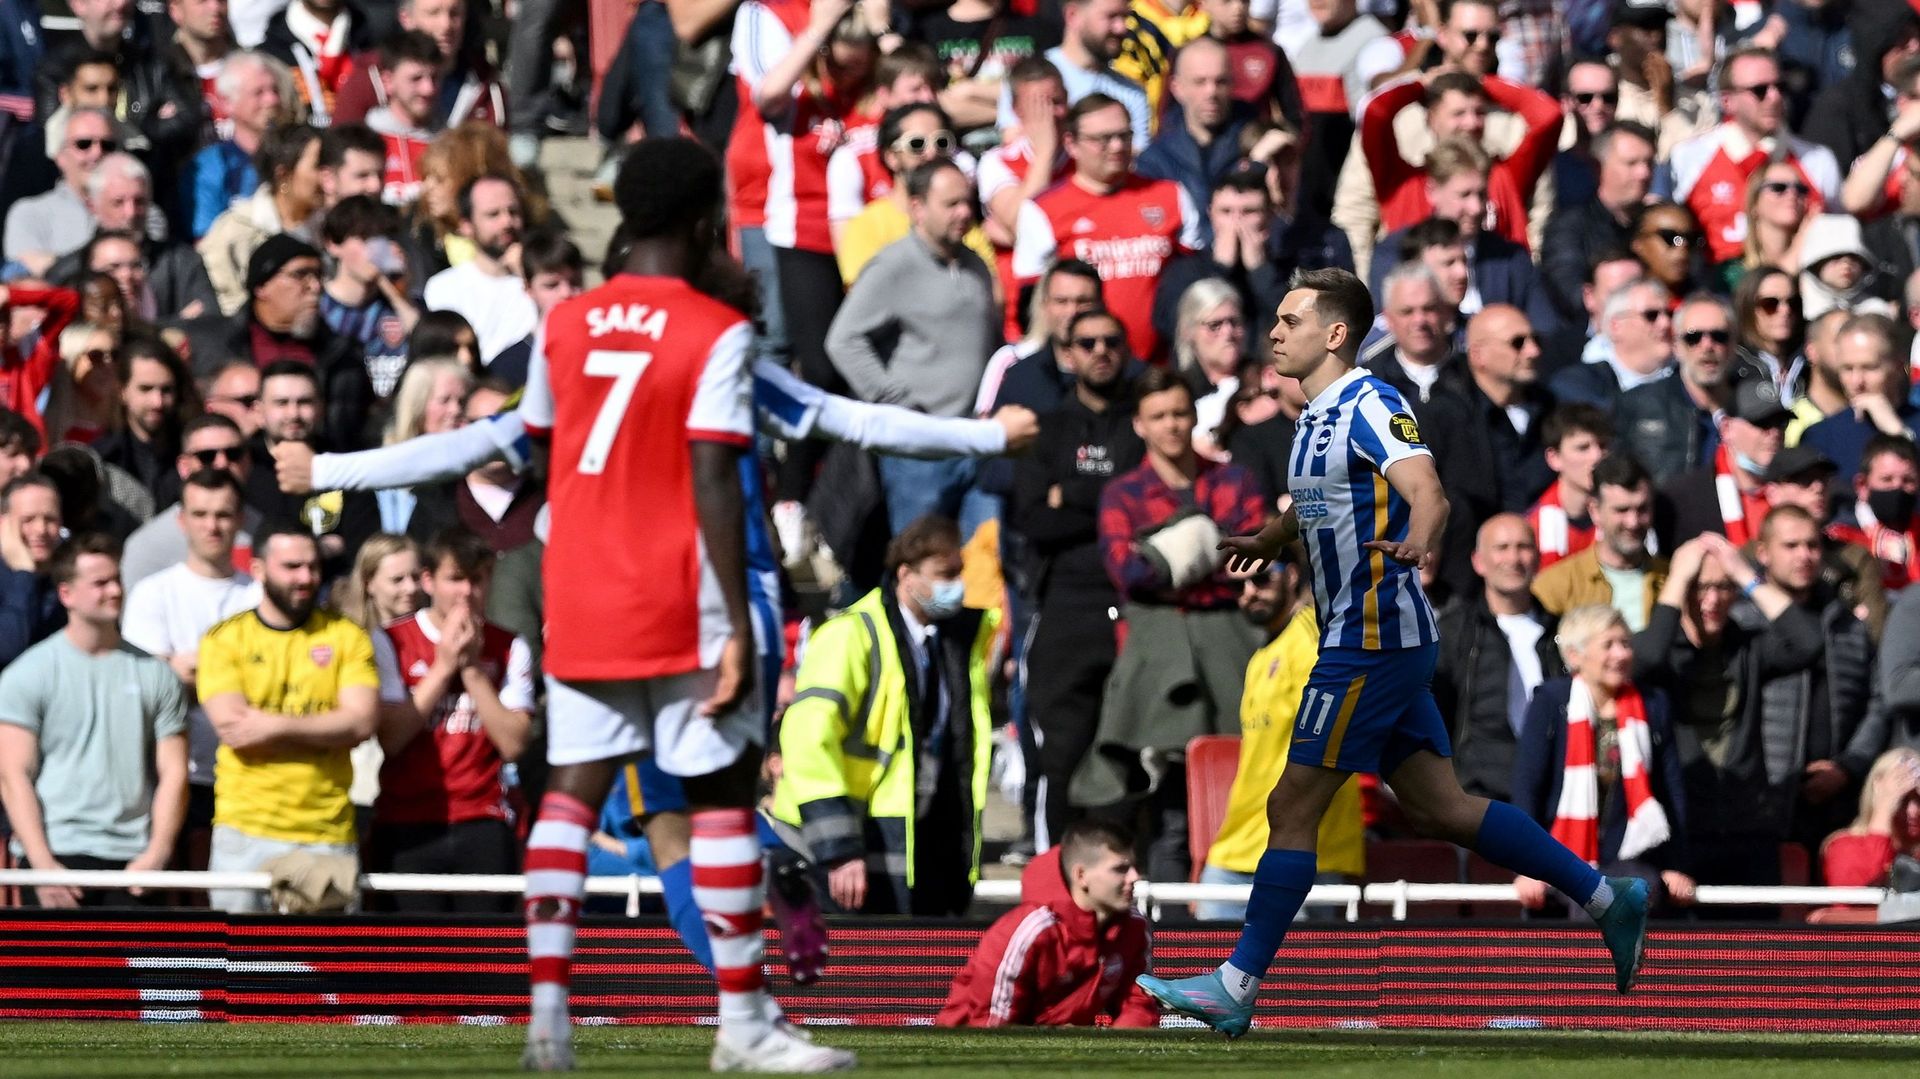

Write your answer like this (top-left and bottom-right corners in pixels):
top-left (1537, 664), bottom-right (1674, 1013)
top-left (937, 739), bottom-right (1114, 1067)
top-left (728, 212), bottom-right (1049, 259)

top-left (691, 807), bottom-right (770, 1033)
top-left (525, 791), bottom-right (594, 1035)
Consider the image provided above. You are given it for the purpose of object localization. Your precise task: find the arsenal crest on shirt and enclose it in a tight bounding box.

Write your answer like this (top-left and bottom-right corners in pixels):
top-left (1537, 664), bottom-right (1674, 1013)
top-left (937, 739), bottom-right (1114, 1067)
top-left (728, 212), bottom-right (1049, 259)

top-left (310, 645), bottom-right (334, 668)
top-left (1140, 205), bottom-right (1166, 228)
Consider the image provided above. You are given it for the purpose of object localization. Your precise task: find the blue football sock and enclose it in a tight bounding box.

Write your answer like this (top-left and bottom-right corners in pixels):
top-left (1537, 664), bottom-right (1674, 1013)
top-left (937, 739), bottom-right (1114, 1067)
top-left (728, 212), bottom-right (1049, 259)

top-left (1224, 848), bottom-right (1316, 984)
top-left (659, 857), bottom-right (713, 973)
top-left (1473, 799), bottom-right (1602, 906)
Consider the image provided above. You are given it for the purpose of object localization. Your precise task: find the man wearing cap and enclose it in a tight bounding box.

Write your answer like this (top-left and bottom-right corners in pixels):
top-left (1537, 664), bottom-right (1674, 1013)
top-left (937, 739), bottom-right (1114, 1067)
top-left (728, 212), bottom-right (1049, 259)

top-left (1802, 314), bottom-right (1920, 489)
top-left (1615, 293), bottom-right (1736, 485)
top-left (1656, 377), bottom-right (1793, 549)
top-left (1764, 443), bottom-right (1889, 640)
top-left (180, 235), bottom-right (376, 452)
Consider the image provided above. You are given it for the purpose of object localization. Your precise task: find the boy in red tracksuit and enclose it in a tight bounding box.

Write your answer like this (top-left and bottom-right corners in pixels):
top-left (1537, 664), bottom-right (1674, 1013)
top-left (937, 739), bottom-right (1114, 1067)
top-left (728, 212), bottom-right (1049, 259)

top-left (938, 821), bottom-right (1159, 1028)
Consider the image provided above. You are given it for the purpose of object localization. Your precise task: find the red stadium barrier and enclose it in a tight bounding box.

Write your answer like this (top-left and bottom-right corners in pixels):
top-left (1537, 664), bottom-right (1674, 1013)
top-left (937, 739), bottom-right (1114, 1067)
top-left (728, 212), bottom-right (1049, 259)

top-left (2, 912), bottom-right (1918, 1032)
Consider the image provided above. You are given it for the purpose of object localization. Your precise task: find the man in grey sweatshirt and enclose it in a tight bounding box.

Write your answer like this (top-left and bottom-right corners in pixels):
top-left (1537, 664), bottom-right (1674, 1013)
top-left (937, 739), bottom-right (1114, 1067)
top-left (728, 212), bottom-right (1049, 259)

top-left (827, 159), bottom-right (1004, 537)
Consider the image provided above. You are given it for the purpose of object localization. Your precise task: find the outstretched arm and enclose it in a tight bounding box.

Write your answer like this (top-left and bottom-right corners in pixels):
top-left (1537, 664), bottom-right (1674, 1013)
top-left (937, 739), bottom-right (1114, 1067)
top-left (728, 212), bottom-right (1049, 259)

top-left (754, 360), bottom-right (1033, 458)
top-left (286, 413), bottom-right (531, 493)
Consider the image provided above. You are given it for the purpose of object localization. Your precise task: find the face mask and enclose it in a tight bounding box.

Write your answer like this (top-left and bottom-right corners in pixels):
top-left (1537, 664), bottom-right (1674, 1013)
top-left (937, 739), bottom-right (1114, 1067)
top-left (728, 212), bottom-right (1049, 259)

top-left (918, 577), bottom-right (966, 621)
top-left (1734, 449), bottom-right (1767, 477)
top-left (1868, 488), bottom-right (1918, 529)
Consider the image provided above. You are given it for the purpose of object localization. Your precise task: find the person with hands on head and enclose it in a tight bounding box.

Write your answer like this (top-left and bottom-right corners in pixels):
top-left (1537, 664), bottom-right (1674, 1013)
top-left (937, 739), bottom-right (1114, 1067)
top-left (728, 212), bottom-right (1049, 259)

top-left (1145, 269), bottom-right (1655, 1039)
top-left (1822, 747), bottom-right (1920, 888)
top-left (1839, 64), bottom-right (1920, 220)
top-left (1801, 314), bottom-right (1918, 488)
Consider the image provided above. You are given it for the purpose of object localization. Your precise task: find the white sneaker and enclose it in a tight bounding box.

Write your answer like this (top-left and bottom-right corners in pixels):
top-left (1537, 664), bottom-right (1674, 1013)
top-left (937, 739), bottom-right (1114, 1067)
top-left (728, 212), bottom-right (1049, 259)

top-left (710, 1025), bottom-right (856, 1073)
top-left (521, 1032), bottom-right (575, 1072)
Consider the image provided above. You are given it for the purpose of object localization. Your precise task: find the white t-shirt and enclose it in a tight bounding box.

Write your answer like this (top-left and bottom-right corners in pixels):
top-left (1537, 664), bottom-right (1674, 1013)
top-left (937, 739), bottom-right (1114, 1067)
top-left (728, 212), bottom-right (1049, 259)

top-left (423, 262), bottom-right (539, 365)
top-left (120, 564), bottom-right (262, 787)
top-left (1493, 612), bottom-right (1547, 736)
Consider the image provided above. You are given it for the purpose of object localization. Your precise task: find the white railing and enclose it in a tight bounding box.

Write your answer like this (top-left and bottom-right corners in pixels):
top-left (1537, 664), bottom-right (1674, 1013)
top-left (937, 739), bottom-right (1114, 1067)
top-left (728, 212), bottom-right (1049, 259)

top-left (0, 869), bottom-right (1890, 921)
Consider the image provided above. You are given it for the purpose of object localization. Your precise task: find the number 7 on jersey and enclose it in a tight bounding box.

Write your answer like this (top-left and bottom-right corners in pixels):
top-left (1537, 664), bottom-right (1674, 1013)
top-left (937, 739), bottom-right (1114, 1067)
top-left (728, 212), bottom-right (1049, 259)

top-left (578, 350), bottom-right (653, 474)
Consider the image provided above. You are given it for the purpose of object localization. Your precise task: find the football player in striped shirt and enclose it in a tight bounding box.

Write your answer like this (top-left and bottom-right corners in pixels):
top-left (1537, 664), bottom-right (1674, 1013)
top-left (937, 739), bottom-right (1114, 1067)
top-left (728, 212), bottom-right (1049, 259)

top-left (1137, 269), bottom-right (1653, 1036)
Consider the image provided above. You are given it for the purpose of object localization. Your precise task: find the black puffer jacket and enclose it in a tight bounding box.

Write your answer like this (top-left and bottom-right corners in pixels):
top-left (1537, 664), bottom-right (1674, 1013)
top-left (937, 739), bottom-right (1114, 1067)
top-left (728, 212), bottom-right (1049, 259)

top-left (34, 32), bottom-right (201, 163)
top-left (1434, 597), bottom-right (1566, 803)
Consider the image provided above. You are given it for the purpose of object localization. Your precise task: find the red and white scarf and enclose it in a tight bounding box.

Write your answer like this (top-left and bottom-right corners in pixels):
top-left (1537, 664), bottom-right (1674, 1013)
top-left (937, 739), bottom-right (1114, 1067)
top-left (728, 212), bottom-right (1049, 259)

top-left (1527, 482), bottom-right (1594, 570)
top-left (1831, 501), bottom-right (1918, 591)
top-left (1550, 678), bottom-right (1670, 866)
top-left (1712, 444), bottom-right (1771, 547)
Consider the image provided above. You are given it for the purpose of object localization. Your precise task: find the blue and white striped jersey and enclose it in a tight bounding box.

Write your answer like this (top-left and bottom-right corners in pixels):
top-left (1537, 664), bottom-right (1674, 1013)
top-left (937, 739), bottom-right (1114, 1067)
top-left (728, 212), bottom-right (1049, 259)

top-left (1288, 368), bottom-right (1439, 651)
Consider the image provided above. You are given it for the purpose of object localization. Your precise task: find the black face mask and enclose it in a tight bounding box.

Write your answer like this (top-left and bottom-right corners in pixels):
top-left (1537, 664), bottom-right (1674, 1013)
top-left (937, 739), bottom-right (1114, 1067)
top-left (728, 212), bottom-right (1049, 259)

top-left (1868, 488), bottom-right (1918, 529)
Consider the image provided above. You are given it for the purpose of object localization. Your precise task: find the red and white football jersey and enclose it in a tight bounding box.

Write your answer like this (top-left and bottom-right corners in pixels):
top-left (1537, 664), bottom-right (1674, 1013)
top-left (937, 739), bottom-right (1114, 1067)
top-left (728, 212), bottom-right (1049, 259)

top-left (1012, 173), bottom-right (1201, 360)
top-left (368, 108), bottom-right (432, 208)
top-left (376, 611), bottom-right (534, 826)
top-left (826, 123), bottom-right (887, 224)
top-left (726, 0), bottom-right (863, 253)
top-left (523, 275), bottom-right (755, 681)
top-left (1667, 125), bottom-right (1840, 264)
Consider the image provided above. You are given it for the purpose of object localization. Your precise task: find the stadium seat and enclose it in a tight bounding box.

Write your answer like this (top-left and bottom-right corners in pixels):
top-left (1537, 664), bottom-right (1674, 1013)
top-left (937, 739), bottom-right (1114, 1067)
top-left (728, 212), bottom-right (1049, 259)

top-left (1778, 842), bottom-right (1812, 923)
top-left (1462, 852), bottom-right (1525, 920)
top-left (1185, 735), bottom-right (1242, 882)
top-left (1362, 839), bottom-right (1460, 884)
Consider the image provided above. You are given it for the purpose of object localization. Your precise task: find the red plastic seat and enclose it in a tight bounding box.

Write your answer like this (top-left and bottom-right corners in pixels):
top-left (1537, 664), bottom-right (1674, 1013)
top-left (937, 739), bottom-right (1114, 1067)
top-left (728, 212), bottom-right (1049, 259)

top-left (1185, 735), bottom-right (1242, 882)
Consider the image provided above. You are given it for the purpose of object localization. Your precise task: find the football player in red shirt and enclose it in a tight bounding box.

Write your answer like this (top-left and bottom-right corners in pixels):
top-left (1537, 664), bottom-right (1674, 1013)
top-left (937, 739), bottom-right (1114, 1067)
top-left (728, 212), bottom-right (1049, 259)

top-left (516, 137), bottom-right (853, 1074)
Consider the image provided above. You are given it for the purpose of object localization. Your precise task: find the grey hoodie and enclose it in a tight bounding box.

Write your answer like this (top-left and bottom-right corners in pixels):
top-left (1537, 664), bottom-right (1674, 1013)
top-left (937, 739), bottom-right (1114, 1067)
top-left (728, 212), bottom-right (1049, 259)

top-left (825, 230), bottom-right (1000, 419)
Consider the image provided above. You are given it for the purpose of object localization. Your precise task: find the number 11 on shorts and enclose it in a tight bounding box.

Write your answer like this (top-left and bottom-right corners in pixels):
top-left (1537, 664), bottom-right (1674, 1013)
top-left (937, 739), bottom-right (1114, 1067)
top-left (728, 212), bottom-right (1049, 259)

top-left (579, 350), bottom-right (654, 474)
top-left (1298, 687), bottom-right (1338, 736)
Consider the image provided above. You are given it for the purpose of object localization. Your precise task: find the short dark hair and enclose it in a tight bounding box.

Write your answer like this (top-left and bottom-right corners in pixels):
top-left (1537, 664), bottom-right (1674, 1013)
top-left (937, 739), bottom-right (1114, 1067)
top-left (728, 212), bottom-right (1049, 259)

top-left (423, 527), bottom-right (495, 579)
top-left (322, 194), bottom-right (402, 246)
top-left (1424, 71), bottom-right (1488, 109)
top-left (182, 412), bottom-right (244, 444)
top-left (1541, 403), bottom-right (1614, 450)
top-left (1066, 92), bottom-right (1127, 134)
top-left (379, 29), bottom-right (443, 72)
top-left (1626, 198), bottom-right (1692, 238)
top-left (521, 230), bottom-right (584, 282)
top-left (0, 472), bottom-right (58, 515)
top-left (1591, 453), bottom-right (1652, 500)
top-left (255, 520), bottom-right (321, 561)
top-left (457, 174), bottom-right (520, 223)
top-left (48, 532), bottom-right (119, 587)
top-left (62, 47), bottom-right (119, 83)
top-left (1595, 121), bottom-right (1657, 161)
top-left (1132, 365), bottom-right (1192, 411)
top-left (903, 159), bottom-right (964, 201)
top-left (0, 407), bottom-right (42, 459)
top-left (1861, 433), bottom-right (1920, 475)
top-left (1588, 244), bottom-right (1640, 283)
top-left (1212, 168), bottom-right (1270, 203)
top-left (255, 122), bottom-right (322, 187)
top-left (1044, 258), bottom-right (1103, 292)
top-left (82, 228), bottom-right (144, 272)
top-left (884, 514), bottom-right (963, 577)
top-left (1290, 267), bottom-right (1373, 357)
top-left (1063, 307), bottom-right (1121, 342)
top-left (612, 137), bottom-right (724, 241)
top-left (1401, 217), bottom-right (1464, 261)
top-left (1057, 819), bottom-right (1133, 882)
top-left (181, 467), bottom-right (244, 502)
top-left (319, 122), bottom-right (385, 170)
top-left (410, 309), bottom-right (477, 367)
top-left (260, 358), bottom-right (320, 392)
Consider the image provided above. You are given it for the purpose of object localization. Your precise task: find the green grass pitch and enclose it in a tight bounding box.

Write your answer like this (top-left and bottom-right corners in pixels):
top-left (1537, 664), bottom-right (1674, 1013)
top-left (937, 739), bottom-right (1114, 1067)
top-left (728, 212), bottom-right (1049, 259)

top-left (5, 1023), bottom-right (1917, 1078)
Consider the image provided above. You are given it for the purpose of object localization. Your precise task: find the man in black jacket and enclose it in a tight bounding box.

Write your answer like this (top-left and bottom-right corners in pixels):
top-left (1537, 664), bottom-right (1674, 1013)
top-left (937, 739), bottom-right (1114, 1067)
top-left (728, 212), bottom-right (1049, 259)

top-left (34, 0), bottom-right (201, 168)
top-left (1459, 304), bottom-right (1555, 513)
top-left (176, 235), bottom-right (376, 451)
top-left (1010, 310), bottom-right (1144, 846)
top-left (1435, 513), bottom-right (1564, 803)
top-left (1541, 121), bottom-right (1656, 325)
top-left (242, 360), bottom-right (379, 581)
top-left (1614, 293), bottom-right (1734, 485)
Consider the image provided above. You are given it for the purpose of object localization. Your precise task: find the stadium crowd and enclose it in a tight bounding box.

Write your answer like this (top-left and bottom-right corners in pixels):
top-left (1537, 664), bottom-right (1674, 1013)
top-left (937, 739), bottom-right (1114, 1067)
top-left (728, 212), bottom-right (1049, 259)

top-left (2, 0), bottom-right (1920, 934)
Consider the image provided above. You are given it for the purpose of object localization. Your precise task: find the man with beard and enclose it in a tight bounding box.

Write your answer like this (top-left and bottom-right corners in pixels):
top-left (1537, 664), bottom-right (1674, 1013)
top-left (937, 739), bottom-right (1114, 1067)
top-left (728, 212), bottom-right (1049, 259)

top-left (1011, 308), bottom-right (1144, 845)
top-left (242, 362), bottom-right (379, 580)
top-left (182, 235), bottom-right (375, 451)
top-left (197, 524), bottom-right (395, 913)
top-left (422, 176), bottom-right (537, 368)
top-left (1615, 294), bottom-right (1734, 485)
